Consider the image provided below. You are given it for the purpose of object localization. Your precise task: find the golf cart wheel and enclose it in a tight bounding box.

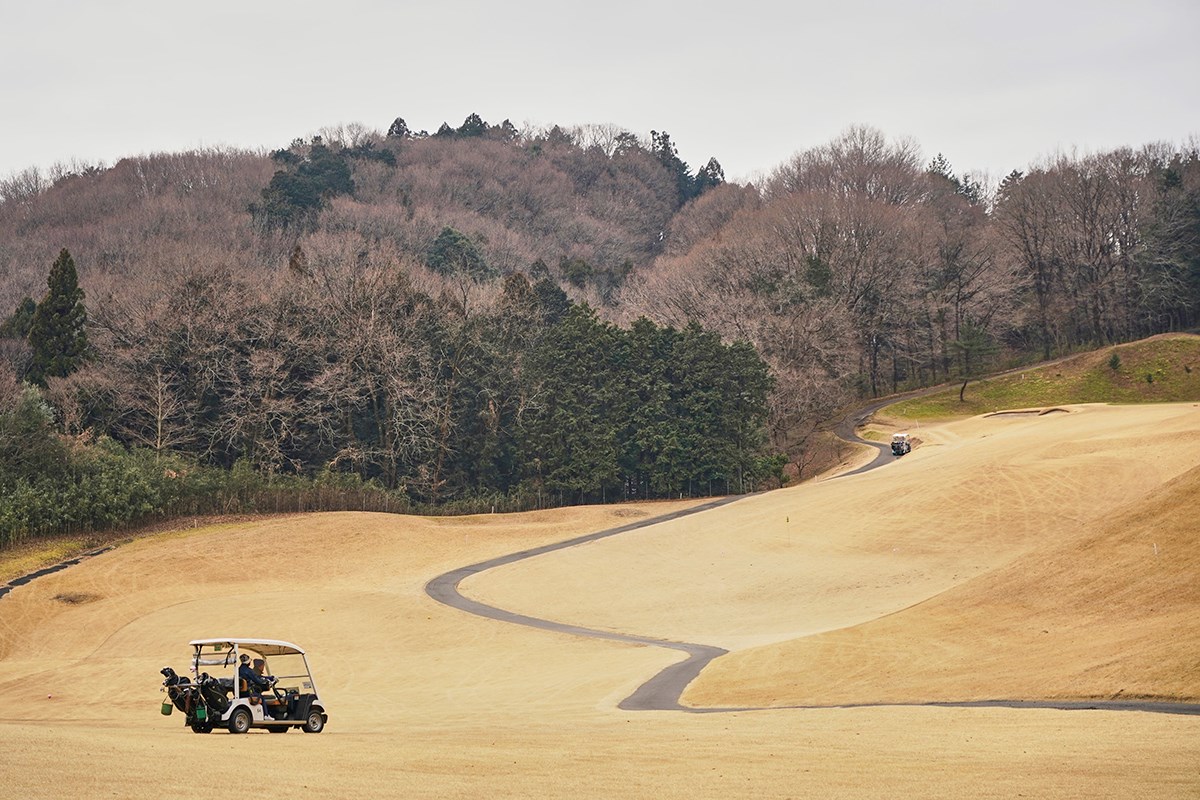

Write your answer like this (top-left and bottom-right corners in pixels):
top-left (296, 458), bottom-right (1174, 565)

top-left (228, 707), bottom-right (252, 734)
top-left (190, 721), bottom-right (213, 734)
top-left (302, 708), bottom-right (325, 734)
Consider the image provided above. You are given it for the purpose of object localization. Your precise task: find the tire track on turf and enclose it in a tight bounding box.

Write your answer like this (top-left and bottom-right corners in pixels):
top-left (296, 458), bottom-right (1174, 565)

top-left (425, 403), bottom-right (1200, 717)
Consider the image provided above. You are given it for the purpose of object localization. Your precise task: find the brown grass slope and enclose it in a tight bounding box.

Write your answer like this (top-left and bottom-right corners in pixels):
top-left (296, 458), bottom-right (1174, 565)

top-left (1, 410), bottom-right (1198, 799)
top-left (686, 422), bottom-right (1200, 708)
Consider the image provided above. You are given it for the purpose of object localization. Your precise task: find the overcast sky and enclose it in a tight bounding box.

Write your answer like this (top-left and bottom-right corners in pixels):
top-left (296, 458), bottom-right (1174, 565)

top-left (3, 0), bottom-right (1197, 184)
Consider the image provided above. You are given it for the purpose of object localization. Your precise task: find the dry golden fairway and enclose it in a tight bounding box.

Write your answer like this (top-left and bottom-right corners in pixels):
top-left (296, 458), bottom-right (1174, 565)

top-left (1, 404), bottom-right (1198, 798)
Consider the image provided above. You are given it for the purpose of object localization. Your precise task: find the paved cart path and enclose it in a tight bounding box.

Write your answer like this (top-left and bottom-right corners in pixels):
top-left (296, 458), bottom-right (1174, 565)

top-left (425, 495), bottom-right (745, 712)
top-left (425, 405), bottom-right (1200, 717)
top-left (0, 546), bottom-right (115, 600)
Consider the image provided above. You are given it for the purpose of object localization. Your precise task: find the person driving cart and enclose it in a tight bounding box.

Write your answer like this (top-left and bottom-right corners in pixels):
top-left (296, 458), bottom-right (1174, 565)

top-left (238, 653), bottom-right (277, 718)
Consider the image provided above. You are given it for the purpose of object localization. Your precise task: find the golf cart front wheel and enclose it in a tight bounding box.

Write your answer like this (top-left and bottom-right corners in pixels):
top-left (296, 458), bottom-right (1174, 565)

top-left (302, 708), bottom-right (325, 734)
top-left (228, 707), bottom-right (252, 734)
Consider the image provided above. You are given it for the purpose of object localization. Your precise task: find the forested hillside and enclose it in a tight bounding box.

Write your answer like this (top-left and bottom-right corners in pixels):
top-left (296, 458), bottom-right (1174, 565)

top-left (1, 114), bottom-right (1198, 542)
top-left (627, 128), bottom-right (1200, 446)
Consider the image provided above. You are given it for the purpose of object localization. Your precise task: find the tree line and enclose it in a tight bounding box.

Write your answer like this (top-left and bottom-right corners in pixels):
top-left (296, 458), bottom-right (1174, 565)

top-left (0, 245), bottom-right (777, 545)
top-left (627, 127), bottom-right (1200, 449)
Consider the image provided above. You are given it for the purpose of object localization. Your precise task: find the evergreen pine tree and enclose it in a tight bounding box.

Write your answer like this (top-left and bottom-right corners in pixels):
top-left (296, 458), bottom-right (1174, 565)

top-left (519, 305), bottom-right (621, 502)
top-left (27, 248), bottom-right (88, 385)
top-left (427, 226), bottom-right (491, 278)
top-left (0, 297), bottom-right (37, 339)
top-left (457, 112), bottom-right (488, 137)
top-left (692, 157), bottom-right (725, 196)
top-left (386, 117), bottom-right (411, 138)
top-left (650, 130), bottom-right (695, 207)
top-left (617, 318), bottom-right (682, 497)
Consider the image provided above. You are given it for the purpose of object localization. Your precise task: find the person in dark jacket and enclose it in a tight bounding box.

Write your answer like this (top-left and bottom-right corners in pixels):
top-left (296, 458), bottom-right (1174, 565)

top-left (238, 653), bottom-right (276, 719)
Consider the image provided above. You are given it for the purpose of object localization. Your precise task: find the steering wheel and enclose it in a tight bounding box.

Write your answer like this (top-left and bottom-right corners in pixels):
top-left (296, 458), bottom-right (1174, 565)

top-left (269, 676), bottom-right (286, 702)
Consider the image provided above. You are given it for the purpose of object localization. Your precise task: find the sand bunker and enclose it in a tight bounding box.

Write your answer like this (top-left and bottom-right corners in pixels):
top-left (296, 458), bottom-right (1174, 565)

top-left (1, 403), bottom-right (1198, 799)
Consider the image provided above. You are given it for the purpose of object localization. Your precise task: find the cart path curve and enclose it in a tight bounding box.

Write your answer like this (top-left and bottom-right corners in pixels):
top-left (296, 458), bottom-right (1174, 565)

top-left (425, 495), bottom-right (747, 711)
top-left (0, 545), bottom-right (116, 600)
top-left (425, 405), bottom-right (1200, 717)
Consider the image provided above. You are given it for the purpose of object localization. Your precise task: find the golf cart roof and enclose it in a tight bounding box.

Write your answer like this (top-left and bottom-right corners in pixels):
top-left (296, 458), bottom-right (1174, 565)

top-left (189, 638), bottom-right (306, 657)
top-left (892, 432), bottom-right (910, 439)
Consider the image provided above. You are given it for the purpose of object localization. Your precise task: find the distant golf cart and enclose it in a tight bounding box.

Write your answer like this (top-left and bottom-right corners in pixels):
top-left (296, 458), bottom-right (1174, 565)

top-left (891, 432), bottom-right (912, 456)
top-left (160, 638), bottom-right (327, 734)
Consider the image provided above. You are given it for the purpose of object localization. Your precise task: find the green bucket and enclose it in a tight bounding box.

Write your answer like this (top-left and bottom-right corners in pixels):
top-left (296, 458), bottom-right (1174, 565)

top-left (196, 706), bottom-right (207, 721)
top-left (161, 701), bottom-right (173, 716)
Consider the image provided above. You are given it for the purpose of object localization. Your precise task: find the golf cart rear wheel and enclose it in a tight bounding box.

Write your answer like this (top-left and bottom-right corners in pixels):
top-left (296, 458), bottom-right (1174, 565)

top-left (228, 707), bottom-right (252, 734)
top-left (190, 721), bottom-right (213, 734)
top-left (302, 708), bottom-right (325, 734)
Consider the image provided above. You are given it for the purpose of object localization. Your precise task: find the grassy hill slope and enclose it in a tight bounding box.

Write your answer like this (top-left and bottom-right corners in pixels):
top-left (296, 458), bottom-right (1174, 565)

top-left (687, 406), bottom-right (1200, 707)
top-left (887, 334), bottom-right (1200, 421)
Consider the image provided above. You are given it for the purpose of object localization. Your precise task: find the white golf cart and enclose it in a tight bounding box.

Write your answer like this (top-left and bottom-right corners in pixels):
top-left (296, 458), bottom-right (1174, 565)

top-left (891, 432), bottom-right (912, 456)
top-left (160, 638), bottom-right (328, 734)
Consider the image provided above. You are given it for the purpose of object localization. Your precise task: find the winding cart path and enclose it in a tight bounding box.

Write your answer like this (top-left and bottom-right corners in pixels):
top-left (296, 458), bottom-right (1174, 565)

top-left (425, 403), bottom-right (1200, 717)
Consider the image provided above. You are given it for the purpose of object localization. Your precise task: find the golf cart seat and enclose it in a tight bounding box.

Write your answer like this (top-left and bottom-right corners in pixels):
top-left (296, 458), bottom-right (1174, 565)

top-left (239, 678), bottom-right (266, 699)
